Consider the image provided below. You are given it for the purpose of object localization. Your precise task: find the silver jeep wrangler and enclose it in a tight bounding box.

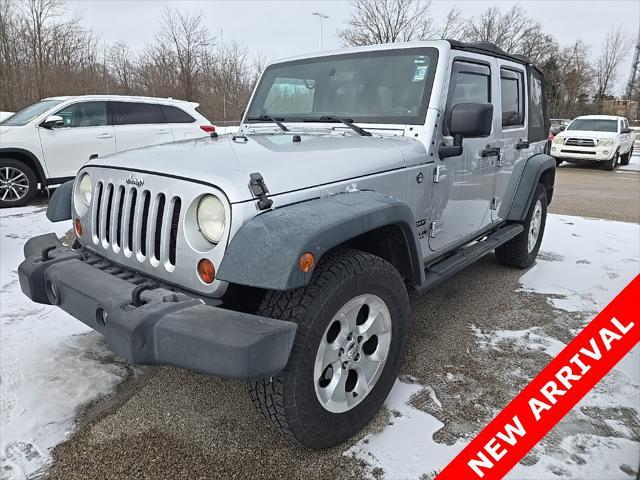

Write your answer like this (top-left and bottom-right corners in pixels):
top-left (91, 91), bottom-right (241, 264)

top-left (19, 40), bottom-right (555, 448)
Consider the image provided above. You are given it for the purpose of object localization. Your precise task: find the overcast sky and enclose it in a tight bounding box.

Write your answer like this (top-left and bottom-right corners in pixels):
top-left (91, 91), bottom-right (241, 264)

top-left (68, 0), bottom-right (639, 95)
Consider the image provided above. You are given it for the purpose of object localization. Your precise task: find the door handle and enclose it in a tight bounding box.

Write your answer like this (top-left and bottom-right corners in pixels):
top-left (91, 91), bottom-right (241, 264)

top-left (481, 147), bottom-right (500, 157)
top-left (97, 133), bottom-right (113, 139)
top-left (516, 140), bottom-right (530, 150)
top-left (156, 129), bottom-right (170, 134)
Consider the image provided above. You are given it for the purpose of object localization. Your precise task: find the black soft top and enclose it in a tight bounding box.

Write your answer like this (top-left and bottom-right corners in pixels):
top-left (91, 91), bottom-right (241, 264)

top-left (447, 40), bottom-right (543, 74)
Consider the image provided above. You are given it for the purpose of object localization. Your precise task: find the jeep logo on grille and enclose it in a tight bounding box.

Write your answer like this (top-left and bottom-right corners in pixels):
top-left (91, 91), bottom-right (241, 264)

top-left (126, 174), bottom-right (144, 187)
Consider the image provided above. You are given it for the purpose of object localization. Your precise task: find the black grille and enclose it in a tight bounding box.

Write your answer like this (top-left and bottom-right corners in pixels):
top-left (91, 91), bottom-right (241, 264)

top-left (169, 198), bottom-right (181, 266)
top-left (565, 138), bottom-right (595, 147)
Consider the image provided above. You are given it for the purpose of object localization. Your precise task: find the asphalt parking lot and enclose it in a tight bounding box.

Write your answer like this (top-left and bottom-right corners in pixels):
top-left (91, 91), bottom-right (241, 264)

top-left (2, 151), bottom-right (639, 480)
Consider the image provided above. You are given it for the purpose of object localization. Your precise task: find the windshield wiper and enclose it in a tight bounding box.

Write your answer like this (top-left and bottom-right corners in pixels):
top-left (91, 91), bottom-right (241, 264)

top-left (304, 115), bottom-right (372, 137)
top-left (247, 114), bottom-right (289, 132)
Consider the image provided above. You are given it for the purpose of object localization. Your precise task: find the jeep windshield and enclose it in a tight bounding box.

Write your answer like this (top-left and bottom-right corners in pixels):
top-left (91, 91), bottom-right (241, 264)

top-left (246, 47), bottom-right (438, 126)
top-left (0, 99), bottom-right (63, 126)
top-left (566, 119), bottom-right (618, 132)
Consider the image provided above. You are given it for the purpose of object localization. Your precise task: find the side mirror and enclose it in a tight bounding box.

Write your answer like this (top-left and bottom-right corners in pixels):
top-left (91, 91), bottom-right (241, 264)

top-left (558, 125), bottom-right (566, 132)
top-left (439, 103), bottom-right (493, 159)
top-left (41, 115), bottom-right (64, 129)
top-left (621, 127), bottom-right (631, 134)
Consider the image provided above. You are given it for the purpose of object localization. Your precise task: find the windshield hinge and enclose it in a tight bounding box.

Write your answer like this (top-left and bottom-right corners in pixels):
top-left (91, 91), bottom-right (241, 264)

top-left (249, 172), bottom-right (273, 210)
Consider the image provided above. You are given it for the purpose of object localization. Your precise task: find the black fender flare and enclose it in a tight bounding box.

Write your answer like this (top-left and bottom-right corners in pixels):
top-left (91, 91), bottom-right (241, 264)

top-left (0, 148), bottom-right (47, 185)
top-left (507, 153), bottom-right (556, 222)
top-left (46, 180), bottom-right (73, 222)
top-left (217, 191), bottom-right (424, 291)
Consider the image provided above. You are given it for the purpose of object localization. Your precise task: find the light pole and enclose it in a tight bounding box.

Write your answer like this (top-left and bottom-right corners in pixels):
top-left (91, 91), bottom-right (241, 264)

top-left (312, 11), bottom-right (329, 50)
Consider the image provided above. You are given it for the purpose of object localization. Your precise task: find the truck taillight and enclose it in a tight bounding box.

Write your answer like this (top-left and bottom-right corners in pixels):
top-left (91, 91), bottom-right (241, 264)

top-left (200, 125), bottom-right (216, 134)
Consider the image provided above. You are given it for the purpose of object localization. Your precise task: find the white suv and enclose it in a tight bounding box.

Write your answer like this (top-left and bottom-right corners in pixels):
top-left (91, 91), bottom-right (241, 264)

top-left (0, 95), bottom-right (215, 207)
top-left (550, 115), bottom-right (635, 170)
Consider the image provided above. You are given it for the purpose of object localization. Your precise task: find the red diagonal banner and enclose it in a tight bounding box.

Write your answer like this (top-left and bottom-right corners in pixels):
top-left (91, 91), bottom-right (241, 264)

top-left (436, 275), bottom-right (640, 480)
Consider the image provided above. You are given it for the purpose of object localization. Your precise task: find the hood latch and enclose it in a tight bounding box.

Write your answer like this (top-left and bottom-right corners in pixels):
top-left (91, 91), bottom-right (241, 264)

top-left (249, 172), bottom-right (273, 210)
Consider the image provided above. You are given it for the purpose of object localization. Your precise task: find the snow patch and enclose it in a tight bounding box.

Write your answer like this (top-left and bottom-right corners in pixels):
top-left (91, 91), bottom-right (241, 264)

top-left (0, 207), bottom-right (131, 479)
top-left (347, 214), bottom-right (640, 479)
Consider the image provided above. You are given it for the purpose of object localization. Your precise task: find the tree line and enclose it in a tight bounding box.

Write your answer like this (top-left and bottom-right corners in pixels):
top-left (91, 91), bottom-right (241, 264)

top-left (0, 0), bottom-right (262, 124)
top-left (340, 1), bottom-right (635, 119)
top-left (0, 0), bottom-right (635, 122)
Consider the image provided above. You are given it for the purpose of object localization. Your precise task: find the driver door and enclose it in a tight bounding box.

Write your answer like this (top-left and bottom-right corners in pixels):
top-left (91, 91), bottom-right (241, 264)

top-left (38, 101), bottom-right (116, 179)
top-left (429, 57), bottom-right (497, 251)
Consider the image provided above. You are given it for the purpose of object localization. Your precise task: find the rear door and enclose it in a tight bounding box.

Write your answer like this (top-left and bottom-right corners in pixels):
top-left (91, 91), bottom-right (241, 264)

top-left (429, 56), bottom-right (497, 251)
top-left (111, 101), bottom-right (174, 152)
top-left (160, 104), bottom-right (200, 140)
top-left (492, 62), bottom-right (529, 222)
top-left (38, 101), bottom-right (116, 178)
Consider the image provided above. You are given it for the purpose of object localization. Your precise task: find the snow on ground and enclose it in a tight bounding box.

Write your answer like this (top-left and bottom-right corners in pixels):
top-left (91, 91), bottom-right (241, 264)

top-left (0, 207), bottom-right (134, 479)
top-left (347, 214), bottom-right (640, 479)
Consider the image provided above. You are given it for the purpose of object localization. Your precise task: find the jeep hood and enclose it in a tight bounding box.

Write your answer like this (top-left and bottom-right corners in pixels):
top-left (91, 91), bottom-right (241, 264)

top-left (87, 133), bottom-right (423, 203)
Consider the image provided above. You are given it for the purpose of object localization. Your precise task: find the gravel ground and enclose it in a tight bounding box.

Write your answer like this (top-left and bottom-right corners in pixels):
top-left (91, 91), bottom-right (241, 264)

top-left (20, 149), bottom-right (640, 479)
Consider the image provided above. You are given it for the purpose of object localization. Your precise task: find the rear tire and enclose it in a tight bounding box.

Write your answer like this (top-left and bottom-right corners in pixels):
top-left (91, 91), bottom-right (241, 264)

top-left (495, 183), bottom-right (547, 269)
top-left (248, 248), bottom-right (409, 448)
top-left (0, 158), bottom-right (38, 208)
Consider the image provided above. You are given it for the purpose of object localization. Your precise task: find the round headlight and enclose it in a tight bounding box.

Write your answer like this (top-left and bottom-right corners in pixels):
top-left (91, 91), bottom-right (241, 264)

top-left (78, 173), bottom-right (92, 207)
top-left (197, 195), bottom-right (226, 244)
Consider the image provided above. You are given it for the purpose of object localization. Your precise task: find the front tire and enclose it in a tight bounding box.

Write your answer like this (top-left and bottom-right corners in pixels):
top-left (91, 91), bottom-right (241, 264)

top-left (555, 158), bottom-right (563, 167)
top-left (0, 158), bottom-right (38, 208)
top-left (249, 248), bottom-right (410, 448)
top-left (495, 183), bottom-right (547, 269)
top-left (604, 151), bottom-right (618, 171)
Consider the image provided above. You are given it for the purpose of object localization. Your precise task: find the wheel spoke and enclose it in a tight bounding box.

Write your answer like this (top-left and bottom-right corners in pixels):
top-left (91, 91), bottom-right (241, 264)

top-left (326, 367), bottom-right (348, 404)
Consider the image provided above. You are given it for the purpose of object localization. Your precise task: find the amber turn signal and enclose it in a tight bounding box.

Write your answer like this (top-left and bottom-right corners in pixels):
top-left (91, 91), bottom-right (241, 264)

top-left (299, 252), bottom-right (315, 273)
top-left (74, 218), bottom-right (83, 237)
top-left (197, 258), bottom-right (216, 284)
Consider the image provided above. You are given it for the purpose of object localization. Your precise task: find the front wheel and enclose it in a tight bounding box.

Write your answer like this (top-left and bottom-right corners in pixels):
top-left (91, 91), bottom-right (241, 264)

top-left (620, 147), bottom-right (632, 166)
top-left (495, 183), bottom-right (548, 269)
top-left (0, 158), bottom-right (38, 208)
top-left (249, 248), bottom-right (409, 448)
top-left (604, 151), bottom-right (618, 171)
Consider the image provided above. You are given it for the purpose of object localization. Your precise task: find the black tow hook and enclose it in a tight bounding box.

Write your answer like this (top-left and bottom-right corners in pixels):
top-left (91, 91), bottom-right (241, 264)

top-left (41, 245), bottom-right (57, 261)
top-left (131, 283), bottom-right (158, 307)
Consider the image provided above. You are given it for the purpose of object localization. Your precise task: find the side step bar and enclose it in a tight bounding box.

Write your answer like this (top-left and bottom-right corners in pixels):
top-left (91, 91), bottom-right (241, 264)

top-left (417, 224), bottom-right (524, 293)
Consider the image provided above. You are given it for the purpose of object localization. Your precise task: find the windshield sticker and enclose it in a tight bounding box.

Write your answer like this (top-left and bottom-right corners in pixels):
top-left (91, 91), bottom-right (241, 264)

top-left (413, 65), bottom-right (428, 82)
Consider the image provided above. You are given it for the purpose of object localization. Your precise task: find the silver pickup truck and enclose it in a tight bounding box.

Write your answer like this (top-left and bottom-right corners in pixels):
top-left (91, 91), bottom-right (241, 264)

top-left (19, 40), bottom-right (555, 448)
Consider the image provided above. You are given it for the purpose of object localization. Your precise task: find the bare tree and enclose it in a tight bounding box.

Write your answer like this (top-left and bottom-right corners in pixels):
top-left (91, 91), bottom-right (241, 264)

top-left (107, 41), bottom-right (134, 92)
top-left (339, 0), bottom-right (435, 46)
top-left (157, 8), bottom-right (212, 101)
top-left (463, 5), bottom-right (554, 63)
top-left (595, 26), bottom-right (632, 99)
top-left (437, 6), bottom-right (464, 40)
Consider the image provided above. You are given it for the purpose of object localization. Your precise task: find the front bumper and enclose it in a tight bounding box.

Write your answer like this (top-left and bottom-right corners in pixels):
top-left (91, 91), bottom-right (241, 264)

top-left (550, 145), bottom-right (615, 162)
top-left (18, 233), bottom-right (296, 379)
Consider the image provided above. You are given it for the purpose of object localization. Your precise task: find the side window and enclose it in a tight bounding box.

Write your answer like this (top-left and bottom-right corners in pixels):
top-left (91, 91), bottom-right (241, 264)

top-left (445, 61), bottom-right (491, 134)
top-left (161, 105), bottom-right (195, 123)
top-left (500, 68), bottom-right (525, 128)
top-left (527, 69), bottom-right (548, 142)
top-left (111, 102), bottom-right (165, 125)
top-left (55, 102), bottom-right (108, 128)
